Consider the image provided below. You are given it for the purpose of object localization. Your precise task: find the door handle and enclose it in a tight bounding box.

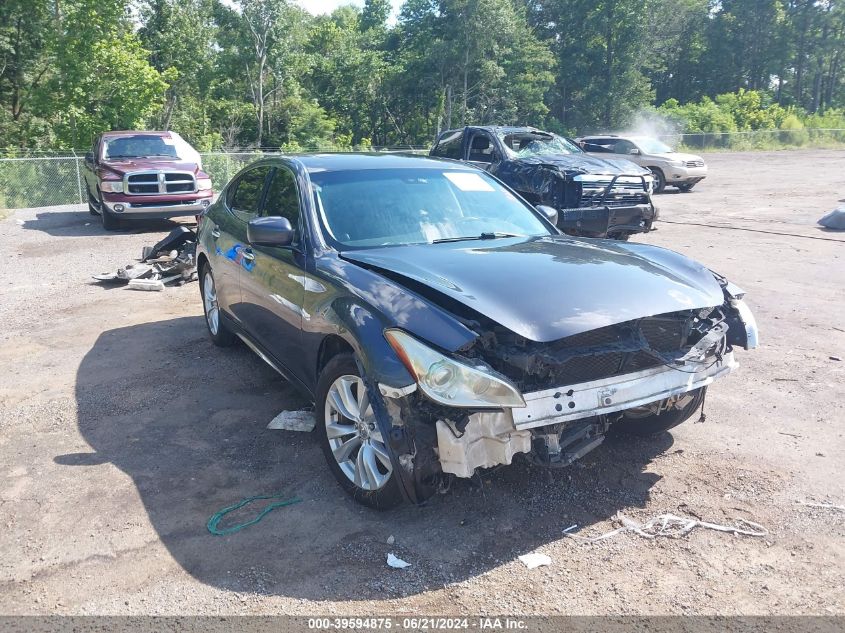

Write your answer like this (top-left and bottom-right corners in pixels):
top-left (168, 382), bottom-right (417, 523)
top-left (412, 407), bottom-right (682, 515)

top-left (210, 226), bottom-right (220, 239)
top-left (242, 248), bottom-right (255, 262)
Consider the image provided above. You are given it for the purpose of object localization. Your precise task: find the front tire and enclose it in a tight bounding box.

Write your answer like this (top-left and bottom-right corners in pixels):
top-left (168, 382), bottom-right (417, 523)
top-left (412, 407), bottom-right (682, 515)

top-left (617, 388), bottom-right (706, 436)
top-left (678, 183), bottom-right (696, 192)
top-left (316, 354), bottom-right (404, 509)
top-left (88, 192), bottom-right (100, 216)
top-left (649, 167), bottom-right (666, 193)
top-left (200, 264), bottom-right (236, 347)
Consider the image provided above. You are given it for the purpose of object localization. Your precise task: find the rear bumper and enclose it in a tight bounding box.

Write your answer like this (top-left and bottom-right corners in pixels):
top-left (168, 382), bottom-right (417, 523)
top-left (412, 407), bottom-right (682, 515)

top-left (102, 194), bottom-right (212, 219)
top-left (557, 203), bottom-right (658, 238)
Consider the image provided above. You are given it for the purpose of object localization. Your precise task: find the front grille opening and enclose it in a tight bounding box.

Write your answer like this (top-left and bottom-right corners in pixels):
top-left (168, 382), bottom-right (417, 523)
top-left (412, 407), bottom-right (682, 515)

top-left (476, 311), bottom-right (709, 392)
top-left (125, 172), bottom-right (195, 195)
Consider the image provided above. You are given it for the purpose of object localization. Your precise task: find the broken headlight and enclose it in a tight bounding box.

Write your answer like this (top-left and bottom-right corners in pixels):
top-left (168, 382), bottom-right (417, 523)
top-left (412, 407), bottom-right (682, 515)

top-left (384, 329), bottom-right (525, 409)
top-left (100, 180), bottom-right (124, 193)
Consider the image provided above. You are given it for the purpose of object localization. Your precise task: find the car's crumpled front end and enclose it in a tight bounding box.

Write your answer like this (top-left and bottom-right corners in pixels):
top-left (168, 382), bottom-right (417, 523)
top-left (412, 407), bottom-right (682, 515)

top-left (362, 241), bottom-right (758, 495)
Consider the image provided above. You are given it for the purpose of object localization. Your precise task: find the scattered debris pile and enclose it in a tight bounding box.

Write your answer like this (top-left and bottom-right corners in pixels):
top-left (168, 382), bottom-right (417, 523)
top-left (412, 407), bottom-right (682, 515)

top-left (565, 512), bottom-right (768, 543)
top-left (93, 226), bottom-right (198, 291)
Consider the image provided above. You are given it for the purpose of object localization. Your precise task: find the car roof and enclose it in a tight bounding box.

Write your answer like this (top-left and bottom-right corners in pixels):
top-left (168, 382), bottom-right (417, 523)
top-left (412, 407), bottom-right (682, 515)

top-left (100, 130), bottom-right (174, 137)
top-left (439, 125), bottom-right (549, 137)
top-left (293, 152), bottom-right (478, 173)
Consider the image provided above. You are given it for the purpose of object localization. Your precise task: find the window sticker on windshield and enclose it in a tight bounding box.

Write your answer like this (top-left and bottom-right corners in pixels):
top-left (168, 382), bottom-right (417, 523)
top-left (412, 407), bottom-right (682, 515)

top-left (444, 172), bottom-right (495, 192)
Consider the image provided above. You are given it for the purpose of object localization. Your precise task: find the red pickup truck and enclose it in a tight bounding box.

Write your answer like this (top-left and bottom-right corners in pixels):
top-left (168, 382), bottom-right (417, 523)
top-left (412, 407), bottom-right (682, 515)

top-left (83, 130), bottom-right (213, 230)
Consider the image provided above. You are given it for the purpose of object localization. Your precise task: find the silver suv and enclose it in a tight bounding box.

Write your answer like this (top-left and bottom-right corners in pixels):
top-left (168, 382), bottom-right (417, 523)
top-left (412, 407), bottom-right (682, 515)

top-left (576, 135), bottom-right (707, 193)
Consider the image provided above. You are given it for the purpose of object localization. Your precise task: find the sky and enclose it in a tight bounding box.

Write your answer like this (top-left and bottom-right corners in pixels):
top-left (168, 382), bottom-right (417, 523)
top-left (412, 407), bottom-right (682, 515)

top-left (295, 0), bottom-right (403, 21)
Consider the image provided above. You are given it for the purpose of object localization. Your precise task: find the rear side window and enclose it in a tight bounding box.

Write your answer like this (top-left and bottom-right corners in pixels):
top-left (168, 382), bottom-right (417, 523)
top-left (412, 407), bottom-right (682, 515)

top-left (431, 130), bottom-right (464, 159)
top-left (583, 138), bottom-right (616, 153)
top-left (228, 166), bottom-right (271, 221)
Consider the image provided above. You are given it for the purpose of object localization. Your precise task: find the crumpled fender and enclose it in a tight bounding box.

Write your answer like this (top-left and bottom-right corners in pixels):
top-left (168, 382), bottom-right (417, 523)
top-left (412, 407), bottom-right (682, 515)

top-left (315, 255), bottom-right (478, 388)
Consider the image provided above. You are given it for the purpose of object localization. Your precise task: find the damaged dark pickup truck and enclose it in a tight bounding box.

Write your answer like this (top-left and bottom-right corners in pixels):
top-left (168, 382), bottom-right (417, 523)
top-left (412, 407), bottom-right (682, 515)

top-left (198, 154), bottom-right (757, 509)
top-left (431, 126), bottom-right (657, 239)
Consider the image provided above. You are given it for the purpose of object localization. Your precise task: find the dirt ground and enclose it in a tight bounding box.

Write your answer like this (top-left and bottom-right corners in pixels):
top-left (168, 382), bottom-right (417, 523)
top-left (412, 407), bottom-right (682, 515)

top-left (0, 149), bottom-right (843, 617)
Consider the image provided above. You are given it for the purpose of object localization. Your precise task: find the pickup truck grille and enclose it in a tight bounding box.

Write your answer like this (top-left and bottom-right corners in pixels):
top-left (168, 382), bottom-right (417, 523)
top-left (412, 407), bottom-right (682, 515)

top-left (125, 171), bottom-right (196, 195)
top-left (685, 160), bottom-right (705, 168)
top-left (573, 175), bottom-right (650, 208)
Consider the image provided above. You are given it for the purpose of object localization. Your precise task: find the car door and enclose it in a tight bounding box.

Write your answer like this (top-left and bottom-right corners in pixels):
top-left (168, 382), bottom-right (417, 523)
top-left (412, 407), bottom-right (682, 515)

top-left (464, 130), bottom-right (499, 172)
top-left (208, 164), bottom-right (272, 318)
top-left (237, 164), bottom-right (307, 378)
top-left (83, 136), bottom-right (100, 199)
top-left (613, 139), bottom-right (644, 166)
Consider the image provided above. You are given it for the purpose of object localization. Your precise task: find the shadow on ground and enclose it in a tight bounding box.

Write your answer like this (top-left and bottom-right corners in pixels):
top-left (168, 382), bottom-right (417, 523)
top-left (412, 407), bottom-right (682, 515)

top-left (21, 208), bottom-right (191, 237)
top-left (62, 316), bottom-right (672, 600)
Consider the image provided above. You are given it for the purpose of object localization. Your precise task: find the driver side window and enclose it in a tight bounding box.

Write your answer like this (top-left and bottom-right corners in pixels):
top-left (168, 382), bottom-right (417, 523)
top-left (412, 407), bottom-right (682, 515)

top-left (262, 166), bottom-right (302, 245)
top-left (468, 132), bottom-right (497, 164)
top-left (227, 166), bottom-right (271, 222)
top-left (614, 140), bottom-right (635, 154)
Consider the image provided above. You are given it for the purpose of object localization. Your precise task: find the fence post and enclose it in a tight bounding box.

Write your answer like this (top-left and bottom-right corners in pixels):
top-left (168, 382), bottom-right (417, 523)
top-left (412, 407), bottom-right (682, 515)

top-left (71, 150), bottom-right (84, 204)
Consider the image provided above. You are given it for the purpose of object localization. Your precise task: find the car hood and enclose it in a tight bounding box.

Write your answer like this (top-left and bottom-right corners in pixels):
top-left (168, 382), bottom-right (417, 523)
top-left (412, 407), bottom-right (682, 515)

top-left (512, 153), bottom-right (650, 177)
top-left (100, 159), bottom-right (200, 177)
top-left (341, 236), bottom-right (724, 343)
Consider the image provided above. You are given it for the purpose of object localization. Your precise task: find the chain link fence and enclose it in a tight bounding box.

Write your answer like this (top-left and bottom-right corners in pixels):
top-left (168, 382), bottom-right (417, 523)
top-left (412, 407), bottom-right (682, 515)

top-left (1, 131), bottom-right (844, 210)
top-left (0, 147), bottom-right (427, 211)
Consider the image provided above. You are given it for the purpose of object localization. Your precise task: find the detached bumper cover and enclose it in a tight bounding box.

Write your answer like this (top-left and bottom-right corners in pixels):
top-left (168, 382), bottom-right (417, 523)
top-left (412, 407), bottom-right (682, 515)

top-left (512, 352), bottom-right (736, 430)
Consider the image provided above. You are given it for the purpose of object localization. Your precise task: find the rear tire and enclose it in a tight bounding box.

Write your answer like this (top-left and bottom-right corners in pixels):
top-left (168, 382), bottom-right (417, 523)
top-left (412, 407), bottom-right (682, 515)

top-left (200, 264), bottom-right (236, 347)
top-left (617, 388), bottom-right (706, 436)
top-left (649, 167), bottom-right (666, 193)
top-left (316, 354), bottom-right (405, 510)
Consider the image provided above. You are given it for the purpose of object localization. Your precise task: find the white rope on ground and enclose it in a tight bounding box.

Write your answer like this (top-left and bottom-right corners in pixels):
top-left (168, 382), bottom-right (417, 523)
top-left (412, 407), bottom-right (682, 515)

top-left (797, 501), bottom-right (845, 512)
top-left (565, 512), bottom-right (768, 543)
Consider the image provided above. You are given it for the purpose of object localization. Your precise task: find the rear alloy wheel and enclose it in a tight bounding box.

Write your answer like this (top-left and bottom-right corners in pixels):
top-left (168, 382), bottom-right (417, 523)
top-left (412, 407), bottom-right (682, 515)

top-left (617, 387), bottom-right (706, 436)
top-left (316, 354), bottom-right (404, 509)
top-left (649, 167), bottom-right (666, 193)
top-left (200, 265), bottom-right (235, 346)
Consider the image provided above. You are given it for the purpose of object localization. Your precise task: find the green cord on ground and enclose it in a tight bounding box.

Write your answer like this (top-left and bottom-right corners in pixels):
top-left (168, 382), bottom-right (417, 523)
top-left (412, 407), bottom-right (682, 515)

top-left (207, 493), bottom-right (302, 536)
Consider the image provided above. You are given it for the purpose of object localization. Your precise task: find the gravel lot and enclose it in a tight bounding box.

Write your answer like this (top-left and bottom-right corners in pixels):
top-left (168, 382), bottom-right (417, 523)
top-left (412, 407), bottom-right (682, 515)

top-left (0, 149), bottom-right (843, 616)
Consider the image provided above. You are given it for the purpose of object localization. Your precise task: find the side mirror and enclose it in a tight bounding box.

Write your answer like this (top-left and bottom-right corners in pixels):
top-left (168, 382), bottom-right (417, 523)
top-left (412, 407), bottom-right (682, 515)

top-left (85, 151), bottom-right (94, 163)
top-left (536, 204), bottom-right (559, 226)
top-left (629, 148), bottom-right (640, 155)
top-left (248, 216), bottom-right (294, 247)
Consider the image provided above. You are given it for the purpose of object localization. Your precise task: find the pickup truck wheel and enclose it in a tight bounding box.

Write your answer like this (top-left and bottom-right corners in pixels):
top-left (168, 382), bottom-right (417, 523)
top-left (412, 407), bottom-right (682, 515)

top-left (100, 206), bottom-right (121, 231)
top-left (200, 265), bottom-right (236, 346)
top-left (316, 354), bottom-right (405, 510)
top-left (617, 388), bottom-right (706, 436)
top-left (649, 167), bottom-right (666, 193)
top-left (87, 193), bottom-right (100, 216)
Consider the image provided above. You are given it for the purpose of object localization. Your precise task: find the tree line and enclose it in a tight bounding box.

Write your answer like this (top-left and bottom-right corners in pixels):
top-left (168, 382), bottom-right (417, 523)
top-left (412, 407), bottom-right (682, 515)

top-left (1, 0), bottom-right (844, 152)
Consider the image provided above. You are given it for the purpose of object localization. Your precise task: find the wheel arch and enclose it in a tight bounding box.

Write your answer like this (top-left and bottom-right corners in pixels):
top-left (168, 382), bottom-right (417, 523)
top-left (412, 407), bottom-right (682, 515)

top-left (316, 335), bottom-right (355, 385)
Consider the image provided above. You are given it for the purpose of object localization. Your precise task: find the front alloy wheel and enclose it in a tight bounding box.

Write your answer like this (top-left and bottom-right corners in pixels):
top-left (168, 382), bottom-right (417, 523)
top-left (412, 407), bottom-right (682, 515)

top-left (201, 265), bottom-right (235, 346)
top-left (316, 354), bottom-right (404, 509)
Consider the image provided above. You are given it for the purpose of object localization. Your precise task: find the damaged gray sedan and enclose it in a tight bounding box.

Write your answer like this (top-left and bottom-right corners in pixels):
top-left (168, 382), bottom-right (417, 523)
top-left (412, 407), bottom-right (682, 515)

top-left (197, 154), bottom-right (758, 509)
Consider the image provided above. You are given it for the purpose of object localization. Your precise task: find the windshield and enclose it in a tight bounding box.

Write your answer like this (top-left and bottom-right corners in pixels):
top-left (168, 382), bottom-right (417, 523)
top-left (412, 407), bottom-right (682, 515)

top-left (499, 132), bottom-right (582, 158)
top-left (632, 137), bottom-right (674, 154)
top-left (102, 134), bottom-right (198, 162)
top-left (311, 168), bottom-right (553, 249)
